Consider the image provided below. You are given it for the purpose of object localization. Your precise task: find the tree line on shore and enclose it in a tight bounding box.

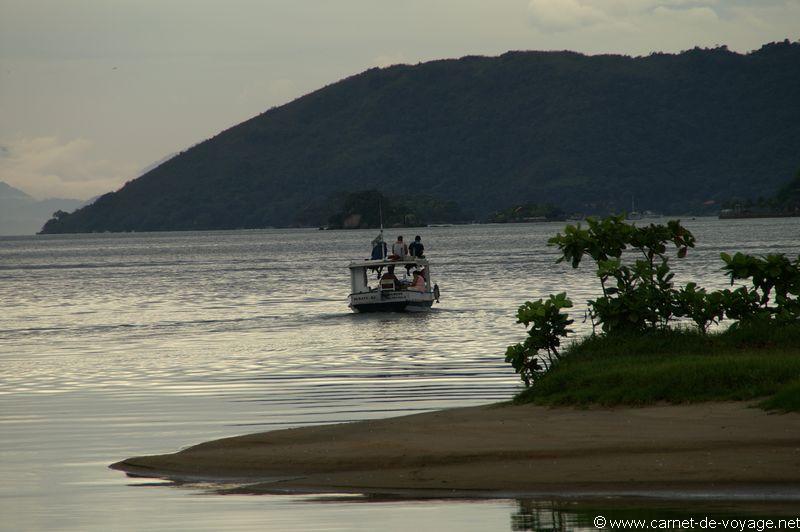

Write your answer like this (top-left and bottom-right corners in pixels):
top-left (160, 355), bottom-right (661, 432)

top-left (324, 191), bottom-right (572, 228)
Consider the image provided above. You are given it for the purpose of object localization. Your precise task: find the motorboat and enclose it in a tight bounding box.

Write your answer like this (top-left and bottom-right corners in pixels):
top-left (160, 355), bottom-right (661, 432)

top-left (348, 257), bottom-right (440, 312)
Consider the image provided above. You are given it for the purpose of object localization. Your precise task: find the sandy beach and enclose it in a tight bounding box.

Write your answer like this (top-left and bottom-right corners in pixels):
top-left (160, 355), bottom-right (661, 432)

top-left (110, 402), bottom-right (800, 496)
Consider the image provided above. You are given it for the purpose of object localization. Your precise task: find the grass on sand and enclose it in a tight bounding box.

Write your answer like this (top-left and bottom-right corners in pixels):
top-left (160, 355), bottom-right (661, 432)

top-left (514, 323), bottom-right (800, 412)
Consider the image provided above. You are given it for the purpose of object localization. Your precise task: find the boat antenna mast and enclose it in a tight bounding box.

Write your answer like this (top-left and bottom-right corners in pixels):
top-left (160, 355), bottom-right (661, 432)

top-left (379, 200), bottom-right (386, 258)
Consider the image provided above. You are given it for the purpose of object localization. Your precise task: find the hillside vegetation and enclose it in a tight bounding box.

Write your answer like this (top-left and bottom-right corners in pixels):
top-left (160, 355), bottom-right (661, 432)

top-left (42, 41), bottom-right (800, 233)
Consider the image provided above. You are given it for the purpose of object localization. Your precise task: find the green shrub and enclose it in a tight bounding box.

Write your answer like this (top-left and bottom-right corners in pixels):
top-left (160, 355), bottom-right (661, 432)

top-left (548, 216), bottom-right (694, 335)
top-left (504, 293), bottom-right (573, 386)
top-left (675, 282), bottom-right (725, 334)
top-left (504, 216), bottom-right (800, 389)
top-left (721, 252), bottom-right (800, 324)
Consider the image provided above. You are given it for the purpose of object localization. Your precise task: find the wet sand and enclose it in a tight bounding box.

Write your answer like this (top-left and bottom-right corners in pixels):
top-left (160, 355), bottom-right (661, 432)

top-left (111, 402), bottom-right (800, 496)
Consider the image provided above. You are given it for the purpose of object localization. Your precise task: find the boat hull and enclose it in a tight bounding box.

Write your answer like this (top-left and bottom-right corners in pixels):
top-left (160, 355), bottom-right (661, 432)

top-left (348, 290), bottom-right (435, 313)
top-left (350, 300), bottom-right (433, 313)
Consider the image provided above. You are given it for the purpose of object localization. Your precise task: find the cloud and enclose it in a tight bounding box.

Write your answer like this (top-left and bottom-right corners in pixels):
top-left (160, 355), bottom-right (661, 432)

top-left (653, 5), bottom-right (720, 23)
top-left (0, 137), bottom-right (137, 200)
top-left (528, 0), bottom-right (610, 31)
top-left (527, 0), bottom-right (722, 32)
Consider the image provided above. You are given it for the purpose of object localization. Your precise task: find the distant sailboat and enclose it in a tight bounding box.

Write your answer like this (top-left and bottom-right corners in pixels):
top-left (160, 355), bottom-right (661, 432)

top-left (627, 195), bottom-right (643, 220)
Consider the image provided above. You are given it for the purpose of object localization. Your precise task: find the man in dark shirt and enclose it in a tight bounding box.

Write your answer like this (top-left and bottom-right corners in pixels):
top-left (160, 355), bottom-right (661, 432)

top-left (409, 235), bottom-right (424, 258)
top-left (406, 235), bottom-right (425, 276)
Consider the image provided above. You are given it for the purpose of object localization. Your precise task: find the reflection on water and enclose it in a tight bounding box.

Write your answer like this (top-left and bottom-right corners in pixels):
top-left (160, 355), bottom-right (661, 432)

top-left (511, 499), bottom-right (800, 531)
top-left (513, 501), bottom-right (575, 531)
top-left (1, 219), bottom-right (800, 531)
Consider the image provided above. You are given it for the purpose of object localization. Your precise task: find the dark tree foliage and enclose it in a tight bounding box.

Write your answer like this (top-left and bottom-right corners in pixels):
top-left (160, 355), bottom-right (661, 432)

top-left (774, 169), bottom-right (800, 211)
top-left (41, 41), bottom-right (800, 233)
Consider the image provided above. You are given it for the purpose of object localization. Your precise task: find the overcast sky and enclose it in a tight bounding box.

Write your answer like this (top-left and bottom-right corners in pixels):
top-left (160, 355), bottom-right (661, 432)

top-left (0, 0), bottom-right (797, 199)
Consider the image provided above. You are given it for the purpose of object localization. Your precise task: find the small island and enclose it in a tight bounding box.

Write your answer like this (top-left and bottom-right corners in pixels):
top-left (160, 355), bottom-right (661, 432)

top-left (323, 190), bottom-right (469, 229)
top-left (488, 203), bottom-right (565, 223)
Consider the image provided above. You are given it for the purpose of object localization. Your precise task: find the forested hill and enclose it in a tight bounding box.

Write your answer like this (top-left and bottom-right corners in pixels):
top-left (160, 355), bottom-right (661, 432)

top-left (42, 41), bottom-right (800, 233)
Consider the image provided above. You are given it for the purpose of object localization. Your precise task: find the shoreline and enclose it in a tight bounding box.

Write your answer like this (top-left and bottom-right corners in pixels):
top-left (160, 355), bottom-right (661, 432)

top-left (111, 402), bottom-right (800, 498)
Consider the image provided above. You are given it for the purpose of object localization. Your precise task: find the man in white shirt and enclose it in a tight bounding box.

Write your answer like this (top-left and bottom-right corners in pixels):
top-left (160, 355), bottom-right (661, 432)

top-left (391, 236), bottom-right (408, 259)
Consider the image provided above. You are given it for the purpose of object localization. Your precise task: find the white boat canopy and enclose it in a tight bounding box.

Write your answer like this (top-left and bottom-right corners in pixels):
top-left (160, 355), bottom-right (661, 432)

top-left (347, 258), bottom-right (429, 269)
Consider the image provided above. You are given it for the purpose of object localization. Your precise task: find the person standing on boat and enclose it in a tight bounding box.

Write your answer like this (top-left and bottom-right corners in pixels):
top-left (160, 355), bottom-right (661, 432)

top-left (391, 236), bottom-right (407, 260)
top-left (408, 235), bottom-right (424, 258)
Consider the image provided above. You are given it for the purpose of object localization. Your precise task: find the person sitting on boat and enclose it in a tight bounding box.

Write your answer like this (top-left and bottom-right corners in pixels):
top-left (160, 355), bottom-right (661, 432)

top-left (389, 236), bottom-right (407, 260)
top-left (380, 265), bottom-right (400, 290)
top-left (408, 235), bottom-right (424, 258)
top-left (405, 235), bottom-right (425, 275)
top-left (407, 270), bottom-right (426, 292)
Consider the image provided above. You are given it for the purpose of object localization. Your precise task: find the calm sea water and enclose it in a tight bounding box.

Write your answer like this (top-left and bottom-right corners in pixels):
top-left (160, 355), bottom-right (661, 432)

top-left (1, 219), bottom-right (799, 531)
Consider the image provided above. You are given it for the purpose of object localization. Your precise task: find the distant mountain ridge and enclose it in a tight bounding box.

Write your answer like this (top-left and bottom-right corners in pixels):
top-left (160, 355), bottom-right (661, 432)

top-left (0, 182), bottom-right (84, 236)
top-left (41, 41), bottom-right (800, 234)
top-left (0, 181), bottom-right (31, 200)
